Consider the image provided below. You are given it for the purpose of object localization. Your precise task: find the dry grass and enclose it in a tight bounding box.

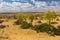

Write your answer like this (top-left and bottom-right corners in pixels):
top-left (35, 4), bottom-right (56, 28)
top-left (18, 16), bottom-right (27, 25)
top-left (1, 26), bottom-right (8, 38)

top-left (0, 18), bottom-right (60, 40)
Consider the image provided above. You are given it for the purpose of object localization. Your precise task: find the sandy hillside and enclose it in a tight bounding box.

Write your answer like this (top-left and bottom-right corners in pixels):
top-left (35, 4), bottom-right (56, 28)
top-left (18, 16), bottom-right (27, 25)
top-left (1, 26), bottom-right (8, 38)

top-left (0, 19), bottom-right (60, 40)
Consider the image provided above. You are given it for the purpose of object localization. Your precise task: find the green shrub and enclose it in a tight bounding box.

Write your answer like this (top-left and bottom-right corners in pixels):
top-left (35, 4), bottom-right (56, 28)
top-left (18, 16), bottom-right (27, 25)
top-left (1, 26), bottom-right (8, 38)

top-left (51, 22), bottom-right (57, 24)
top-left (49, 26), bottom-right (60, 36)
top-left (33, 23), bottom-right (58, 36)
top-left (54, 30), bottom-right (60, 36)
top-left (33, 23), bottom-right (52, 33)
top-left (48, 27), bottom-right (57, 36)
top-left (21, 21), bottom-right (33, 29)
top-left (15, 20), bottom-right (33, 29)
top-left (32, 25), bottom-right (41, 33)
top-left (53, 26), bottom-right (60, 36)
top-left (15, 20), bottom-right (23, 25)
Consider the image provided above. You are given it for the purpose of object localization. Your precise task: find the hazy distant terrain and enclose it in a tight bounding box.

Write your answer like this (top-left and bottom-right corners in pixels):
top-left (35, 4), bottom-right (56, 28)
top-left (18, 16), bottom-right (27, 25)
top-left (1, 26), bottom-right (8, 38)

top-left (0, 12), bottom-right (60, 16)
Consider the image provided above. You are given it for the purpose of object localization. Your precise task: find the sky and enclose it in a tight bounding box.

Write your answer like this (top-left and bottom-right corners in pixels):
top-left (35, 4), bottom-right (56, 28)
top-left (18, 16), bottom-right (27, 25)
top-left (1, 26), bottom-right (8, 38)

top-left (0, 0), bottom-right (60, 12)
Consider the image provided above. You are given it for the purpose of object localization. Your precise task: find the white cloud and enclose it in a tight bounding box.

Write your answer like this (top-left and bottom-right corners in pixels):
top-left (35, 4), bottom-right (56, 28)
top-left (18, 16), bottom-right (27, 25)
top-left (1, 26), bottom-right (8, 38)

top-left (34, 1), bottom-right (47, 7)
top-left (12, 0), bottom-right (20, 1)
top-left (0, 1), bottom-right (60, 12)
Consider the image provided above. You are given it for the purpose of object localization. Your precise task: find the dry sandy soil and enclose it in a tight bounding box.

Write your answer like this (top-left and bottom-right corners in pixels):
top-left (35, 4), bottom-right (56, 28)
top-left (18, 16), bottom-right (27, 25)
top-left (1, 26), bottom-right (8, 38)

top-left (0, 18), bottom-right (60, 40)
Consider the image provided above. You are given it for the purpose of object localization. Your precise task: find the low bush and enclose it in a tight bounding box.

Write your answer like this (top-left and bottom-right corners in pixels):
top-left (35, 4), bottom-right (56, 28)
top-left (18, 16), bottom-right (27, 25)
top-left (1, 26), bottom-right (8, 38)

top-left (51, 22), bottom-right (57, 24)
top-left (53, 26), bottom-right (60, 36)
top-left (48, 27), bottom-right (57, 36)
top-left (32, 25), bottom-right (41, 33)
top-left (0, 20), bottom-right (4, 23)
top-left (33, 23), bottom-right (52, 33)
top-left (15, 20), bottom-right (23, 25)
top-left (32, 23), bottom-right (60, 36)
top-left (21, 21), bottom-right (33, 29)
top-left (47, 26), bottom-right (60, 36)
top-left (54, 29), bottom-right (60, 36)
top-left (15, 20), bottom-right (33, 29)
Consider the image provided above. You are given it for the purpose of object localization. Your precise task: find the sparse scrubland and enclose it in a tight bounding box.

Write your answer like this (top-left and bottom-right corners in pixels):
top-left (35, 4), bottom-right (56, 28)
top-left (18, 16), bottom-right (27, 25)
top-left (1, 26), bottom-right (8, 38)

top-left (0, 11), bottom-right (60, 40)
top-left (15, 11), bottom-right (60, 36)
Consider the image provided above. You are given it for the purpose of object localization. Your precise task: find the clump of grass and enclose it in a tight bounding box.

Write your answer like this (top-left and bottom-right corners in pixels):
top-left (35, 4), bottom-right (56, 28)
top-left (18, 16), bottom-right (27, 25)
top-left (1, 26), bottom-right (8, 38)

top-left (37, 21), bottom-right (42, 23)
top-left (0, 25), bottom-right (6, 29)
top-left (0, 20), bottom-right (4, 23)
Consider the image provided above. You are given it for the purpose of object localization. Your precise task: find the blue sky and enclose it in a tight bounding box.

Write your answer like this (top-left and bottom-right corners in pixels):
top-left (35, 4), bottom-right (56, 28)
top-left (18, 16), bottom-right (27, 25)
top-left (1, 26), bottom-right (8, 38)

top-left (0, 0), bottom-right (60, 12)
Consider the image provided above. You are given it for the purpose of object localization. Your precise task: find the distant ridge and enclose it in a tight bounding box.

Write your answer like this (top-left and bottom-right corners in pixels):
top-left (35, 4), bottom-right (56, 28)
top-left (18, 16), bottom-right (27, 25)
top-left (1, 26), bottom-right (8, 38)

top-left (0, 12), bottom-right (44, 14)
top-left (0, 12), bottom-right (60, 14)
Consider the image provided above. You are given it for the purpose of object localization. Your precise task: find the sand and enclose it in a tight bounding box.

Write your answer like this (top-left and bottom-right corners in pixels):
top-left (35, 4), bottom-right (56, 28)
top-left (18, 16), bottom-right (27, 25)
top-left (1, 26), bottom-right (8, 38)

top-left (0, 19), bottom-right (60, 40)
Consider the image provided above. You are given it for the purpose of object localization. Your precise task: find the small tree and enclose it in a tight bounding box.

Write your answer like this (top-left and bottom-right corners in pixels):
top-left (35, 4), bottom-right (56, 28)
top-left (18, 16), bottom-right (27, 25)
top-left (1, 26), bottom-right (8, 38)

top-left (28, 13), bottom-right (35, 25)
top-left (44, 10), bottom-right (57, 25)
top-left (52, 11), bottom-right (57, 21)
top-left (17, 12), bottom-right (24, 20)
top-left (17, 12), bottom-right (25, 24)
